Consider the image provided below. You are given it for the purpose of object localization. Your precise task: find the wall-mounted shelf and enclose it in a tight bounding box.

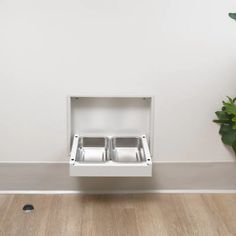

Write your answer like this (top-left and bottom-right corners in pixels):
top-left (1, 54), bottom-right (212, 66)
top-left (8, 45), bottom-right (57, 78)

top-left (68, 96), bottom-right (154, 177)
top-left (70, 134), bottom-right (152, 176)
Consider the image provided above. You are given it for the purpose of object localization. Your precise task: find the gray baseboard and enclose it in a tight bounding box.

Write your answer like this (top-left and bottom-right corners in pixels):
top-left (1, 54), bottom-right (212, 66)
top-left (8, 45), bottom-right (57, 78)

top-left (0, 162), bottom-right (236, 192)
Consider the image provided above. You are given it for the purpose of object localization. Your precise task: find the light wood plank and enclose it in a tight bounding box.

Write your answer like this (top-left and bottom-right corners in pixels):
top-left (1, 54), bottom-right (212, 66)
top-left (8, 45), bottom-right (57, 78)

top-left (1, 194), bottom-right (236, 236)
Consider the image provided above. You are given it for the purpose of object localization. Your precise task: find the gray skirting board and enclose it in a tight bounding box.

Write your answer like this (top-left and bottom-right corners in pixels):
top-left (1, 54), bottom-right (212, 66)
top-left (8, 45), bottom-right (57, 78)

top-left (0, 162), bottom-right (236, 192)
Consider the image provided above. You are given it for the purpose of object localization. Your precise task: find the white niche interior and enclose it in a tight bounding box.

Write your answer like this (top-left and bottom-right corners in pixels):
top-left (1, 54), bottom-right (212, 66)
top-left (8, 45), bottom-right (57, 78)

top-left (68, 96), bottom-right (154, 177)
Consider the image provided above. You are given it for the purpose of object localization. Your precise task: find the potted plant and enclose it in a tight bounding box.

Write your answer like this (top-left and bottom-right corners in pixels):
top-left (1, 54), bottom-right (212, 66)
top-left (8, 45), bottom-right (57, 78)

top-left (214, 14), bottom-right (236, 154)
top-left (213, 97), bottom-right (236, 154)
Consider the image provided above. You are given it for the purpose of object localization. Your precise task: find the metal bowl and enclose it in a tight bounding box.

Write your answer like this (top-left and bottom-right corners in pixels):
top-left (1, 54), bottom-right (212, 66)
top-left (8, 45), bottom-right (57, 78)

top-left (76, 137), bottom-right (109, 163)
top-left (111, 137), bottom-right (145, 163)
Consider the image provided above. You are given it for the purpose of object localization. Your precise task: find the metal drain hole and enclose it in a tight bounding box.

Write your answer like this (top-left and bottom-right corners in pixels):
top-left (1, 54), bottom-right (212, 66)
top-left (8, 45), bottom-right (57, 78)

top-left (23, 204), bottom-right (34, 213)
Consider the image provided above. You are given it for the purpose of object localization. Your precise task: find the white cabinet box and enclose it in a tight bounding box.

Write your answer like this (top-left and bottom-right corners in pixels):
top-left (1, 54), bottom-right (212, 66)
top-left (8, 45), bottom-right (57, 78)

top-left (68, 96), bottom-right (154, 177)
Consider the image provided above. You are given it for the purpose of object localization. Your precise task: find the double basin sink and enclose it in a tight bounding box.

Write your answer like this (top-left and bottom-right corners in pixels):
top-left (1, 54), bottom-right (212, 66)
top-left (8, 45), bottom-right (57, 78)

top-left (74, 136), bottom-right (149, 163)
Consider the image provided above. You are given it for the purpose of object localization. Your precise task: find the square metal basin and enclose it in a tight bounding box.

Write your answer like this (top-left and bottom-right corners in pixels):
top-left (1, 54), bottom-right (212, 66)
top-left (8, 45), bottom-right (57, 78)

top-left (77, 137), bottom-right (109, 162)
top-left (111, 137), bottom-right (145, 163)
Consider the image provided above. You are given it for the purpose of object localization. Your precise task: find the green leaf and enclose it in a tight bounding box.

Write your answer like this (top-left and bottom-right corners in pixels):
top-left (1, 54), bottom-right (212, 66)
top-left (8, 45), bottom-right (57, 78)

top-left (215, 111), bottom-right (228, 118)
top-left (233, 141), bottom-right (236, 155)
top-left (224, 103), bottom-right (236, 115)
top-left (221, 133), bottom-right (236, 145)
top-left (214, 96), bottom-right (236, 156)
top-left (223, 101), bottom-right (230, 106)
top-left (213, 119), bottom-right (232, 124)
top-left (219, 124), bottom-right (234, 135)
top-left (229, 13), bottom-right (236, 21)
top-left (226, 96), bottom-right (236, 104)
top-left (227, 96), bottom-right (233, 103)
top-left (215, 111), bottom-right (231, 121)
top-left (213, 120), bottom-right (226, 124)
top-left (219, 124), bottom-right (236, 145)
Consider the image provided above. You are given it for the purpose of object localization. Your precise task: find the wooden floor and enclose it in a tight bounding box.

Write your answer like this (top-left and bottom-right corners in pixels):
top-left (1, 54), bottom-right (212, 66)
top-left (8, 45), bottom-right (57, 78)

top-left (0, 194), bottom-right (236, 236)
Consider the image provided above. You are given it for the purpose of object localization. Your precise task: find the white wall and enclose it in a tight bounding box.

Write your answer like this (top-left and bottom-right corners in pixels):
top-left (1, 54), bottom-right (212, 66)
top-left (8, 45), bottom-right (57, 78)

top-left (0, 0), bottom-right (236, 162)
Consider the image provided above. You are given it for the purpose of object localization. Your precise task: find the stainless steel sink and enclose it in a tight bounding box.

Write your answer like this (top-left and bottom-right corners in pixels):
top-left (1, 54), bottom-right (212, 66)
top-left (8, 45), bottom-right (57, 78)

top-left (76, 137), bottom-right (109, 162)
top-left (111, 137), bottom-right (145, 163)
top-left (70, 134), bottom-right (152, 176)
